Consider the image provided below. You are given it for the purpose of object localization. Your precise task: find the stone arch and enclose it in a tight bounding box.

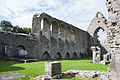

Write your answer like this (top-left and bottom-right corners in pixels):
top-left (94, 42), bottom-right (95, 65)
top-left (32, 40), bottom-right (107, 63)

top-left (93, 27), bottom-right (105, 44)
top-left (73, 52), bottom-right (77, 59)
top-left (16, 45), bottom-right (26, 50)
top-left (87, 12), bottom-right (107, 38)
top-left (87, 12), bottom-right (108, 46)
top-left (55, 52), bottom-right (62, 59)
top-left (65, 52), bottom-right (70, 59)
top-left (42, 51), bottom-right (51, 60)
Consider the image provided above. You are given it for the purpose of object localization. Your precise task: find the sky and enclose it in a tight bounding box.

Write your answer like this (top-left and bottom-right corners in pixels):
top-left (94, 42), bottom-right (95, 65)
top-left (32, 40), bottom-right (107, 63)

top-left (97, 29), bottom-right (106, 43)
top-left (0, 0), bottom-right (108, 31)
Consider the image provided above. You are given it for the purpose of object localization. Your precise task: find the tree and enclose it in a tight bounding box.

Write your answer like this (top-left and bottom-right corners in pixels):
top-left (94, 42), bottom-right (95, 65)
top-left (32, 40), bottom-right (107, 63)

top-left (12, 26), bottom-right (23, 33)
top-left (23, 27), bottom-right (31, 34)
top-left (0, 20), bottom-right (31, 34)
top-left (0, 20), bottom-right (13, 32)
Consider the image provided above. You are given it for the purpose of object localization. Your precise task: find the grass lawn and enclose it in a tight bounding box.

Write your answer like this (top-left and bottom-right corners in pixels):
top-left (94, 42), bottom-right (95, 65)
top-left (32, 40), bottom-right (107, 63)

top-left (0, 57), bottom-right (109, 80)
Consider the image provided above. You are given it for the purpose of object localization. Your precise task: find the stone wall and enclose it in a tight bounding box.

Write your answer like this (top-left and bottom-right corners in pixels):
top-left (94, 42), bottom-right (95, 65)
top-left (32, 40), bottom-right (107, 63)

top-left (106, 0), bottom-right (120, 80)
top-left (0, 13), bottom-right (89, 60)
top-left (87, 12), bottom-right (110, 55)
top-left (0, 31), bottom-right (38, 59)
top-left (31, 13), bottom-right (89, 60)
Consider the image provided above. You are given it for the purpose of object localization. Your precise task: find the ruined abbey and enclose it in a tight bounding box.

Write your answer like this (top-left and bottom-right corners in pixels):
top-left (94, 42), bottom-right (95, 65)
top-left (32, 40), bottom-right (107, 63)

top-left (0, 11), bottom-right (110, 60)
top-left (0, 4), bottom-right (112, 61)
top-left (0, 0), bottom-right (120, 80)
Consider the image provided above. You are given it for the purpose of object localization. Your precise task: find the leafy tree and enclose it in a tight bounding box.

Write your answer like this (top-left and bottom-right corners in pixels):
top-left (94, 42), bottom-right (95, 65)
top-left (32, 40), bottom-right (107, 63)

top-left (12, 26), bottom-right (23, 33)
top-left (0, 20), bottom-right (13, 32)
top-left (23, 27), bottom-right (31, 34)
top-left (0, 20), bottom-right (31, 34)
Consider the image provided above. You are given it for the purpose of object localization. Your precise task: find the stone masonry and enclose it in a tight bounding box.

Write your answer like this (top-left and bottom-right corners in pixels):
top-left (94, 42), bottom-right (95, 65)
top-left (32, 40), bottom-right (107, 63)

top-left (87, 12), bottom-right (109, 55)
top-left (45, 62), bottom-right (61, 77)
top-left (106, 0), bottom-right (120, 80)
top-left (0, 0), bottom-right (120, 79)
top-left (0, 12), bottom-right (111, 61)
top-left (91, 46), bottom-right (101, 63)
top-left (0, 13), bottom-right (89, 60)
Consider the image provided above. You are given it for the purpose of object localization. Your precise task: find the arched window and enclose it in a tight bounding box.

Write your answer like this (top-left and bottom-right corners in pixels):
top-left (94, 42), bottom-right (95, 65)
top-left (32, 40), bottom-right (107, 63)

top-left (55, 52), bottom-right (62, 59)
top-left (50, 24), bottom-right (52, 36)
top-left (94, 27), bottom-right (106, 44)
top-left (41, 19), bottom-right (44, 30)
top-left (73, 52), bottom-right (77, 59)
top-left (65, 52), bottom-right (70, 59)
top-left (40, 19), bottom-right (44, 35)
top-left (42, 51), bottom-right (51, 60)
top-left (97, 28), bottom-right (105, 44)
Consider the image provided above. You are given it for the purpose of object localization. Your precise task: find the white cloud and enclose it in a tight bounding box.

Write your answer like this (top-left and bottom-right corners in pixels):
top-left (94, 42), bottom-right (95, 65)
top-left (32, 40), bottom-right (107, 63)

top-left (12, 13), bottom-right (33, 28)
top-left (0, 0), bottom-right (108, 30)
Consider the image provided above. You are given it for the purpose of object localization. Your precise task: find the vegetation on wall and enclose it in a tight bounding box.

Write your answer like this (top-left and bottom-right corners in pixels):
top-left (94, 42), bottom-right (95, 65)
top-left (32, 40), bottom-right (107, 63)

top-left (0, 20), bottom-right (31, 34)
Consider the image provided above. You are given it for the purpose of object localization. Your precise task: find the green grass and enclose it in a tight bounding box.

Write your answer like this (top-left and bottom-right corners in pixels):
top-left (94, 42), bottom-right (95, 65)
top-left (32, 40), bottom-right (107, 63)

top-left (105, 61), bottom-right (111, 64)
top-left (0, 57), bottom-right (109, 80)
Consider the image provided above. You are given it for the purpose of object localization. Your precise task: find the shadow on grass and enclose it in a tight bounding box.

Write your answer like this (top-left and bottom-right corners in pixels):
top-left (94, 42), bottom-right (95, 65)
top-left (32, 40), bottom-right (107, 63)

top-left (0, 60), bottom-right (24, 73)
top-left (39, 57), bottom-right (92, 62)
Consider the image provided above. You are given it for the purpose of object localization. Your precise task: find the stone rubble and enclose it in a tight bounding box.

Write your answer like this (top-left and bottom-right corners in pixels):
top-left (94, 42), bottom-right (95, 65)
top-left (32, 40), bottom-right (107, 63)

top-left (0, 72), bottom-right (25, 79)
top-left (64, 70), bottom-right (111, 80)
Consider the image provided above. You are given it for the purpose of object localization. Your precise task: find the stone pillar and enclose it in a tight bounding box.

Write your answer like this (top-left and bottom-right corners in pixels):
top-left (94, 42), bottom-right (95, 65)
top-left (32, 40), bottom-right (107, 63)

top-left (42, 18), bottom-right (51, 40)
top-left (45, 62), bottom-right (61, 77)
top-left (59, 25), bottom-right (65, 42)
top-left (91, 46), bottom-right (101, 63)
top-left (103, 54), bottom-right (108, 61)
top-left (31, 13), bottom-right (41, 39)
top-left (52, 22), bottom-right (58, 40)
top-left (65, 26), bottom-right (71, 51)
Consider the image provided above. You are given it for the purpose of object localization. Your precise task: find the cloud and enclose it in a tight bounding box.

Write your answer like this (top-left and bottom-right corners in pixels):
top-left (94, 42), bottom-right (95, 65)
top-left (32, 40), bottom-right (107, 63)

top-left (0, 0), bottom-right (108, 30)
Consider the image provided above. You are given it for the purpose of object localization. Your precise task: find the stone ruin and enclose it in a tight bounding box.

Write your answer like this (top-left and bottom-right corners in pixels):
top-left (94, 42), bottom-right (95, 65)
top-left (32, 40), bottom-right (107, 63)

top-left (106, 0), bottom-right (120, 80)
top-left (0, 12), bottom-right (110, 61)
top-left (36, 61), bottom-right (109, 80)
top-left (0, 13), bottom-right (90, 60)
top-left (0, 0), bottom-right (120, 79)
top-left (91, 46), bottom-right (101, 63)
top-left (45, 62), bottom-right (61, 77)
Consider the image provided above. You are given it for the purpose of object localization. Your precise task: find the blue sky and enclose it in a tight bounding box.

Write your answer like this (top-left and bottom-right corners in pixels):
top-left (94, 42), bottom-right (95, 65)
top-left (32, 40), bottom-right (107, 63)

top-left (0, 0), bottom-right (108, 31)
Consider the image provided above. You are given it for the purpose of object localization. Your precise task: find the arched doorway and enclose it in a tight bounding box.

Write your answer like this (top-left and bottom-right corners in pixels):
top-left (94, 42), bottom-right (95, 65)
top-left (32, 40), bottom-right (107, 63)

top-left (55, 52), bottom-right (62, 59)
top-left (42, 51), bottom-right (51, 60)
top-left (73, 52), bottom-right (77, 59)
top-left (65, 52), bottom-right (70, 59)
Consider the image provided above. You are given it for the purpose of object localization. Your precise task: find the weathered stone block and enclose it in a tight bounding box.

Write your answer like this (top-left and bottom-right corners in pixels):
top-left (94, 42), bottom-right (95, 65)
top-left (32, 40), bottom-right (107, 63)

top-left (45, 61), bottom-right (61, 77)
top-left (91, 46), bottom-right (101, 63)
